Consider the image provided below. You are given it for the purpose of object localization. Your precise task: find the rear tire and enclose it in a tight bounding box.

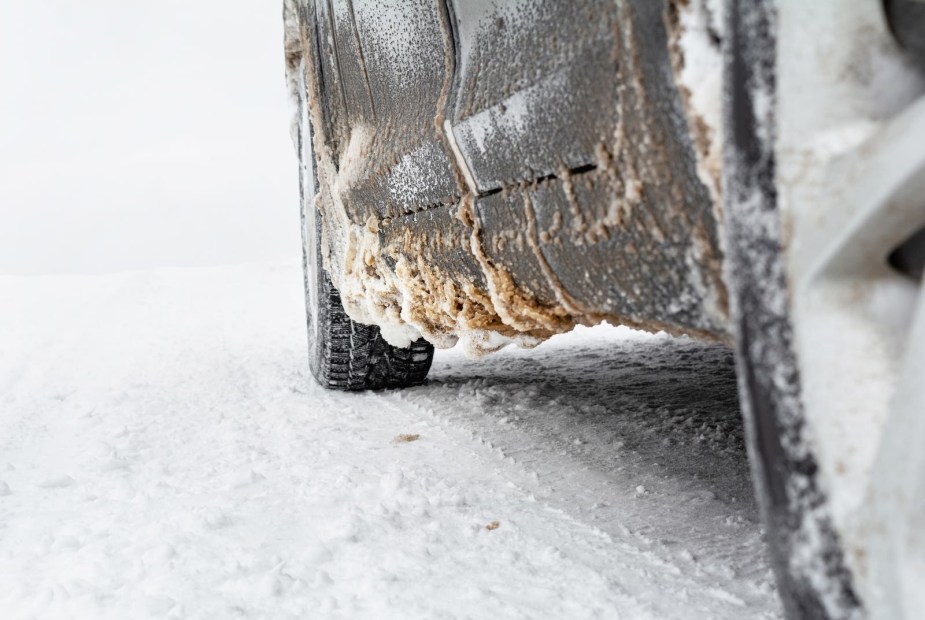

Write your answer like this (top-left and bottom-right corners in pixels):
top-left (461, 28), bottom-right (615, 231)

top-left (295, 59), bottom-right (433, 391)
top-left (310, 256), bottom-right (434, 390)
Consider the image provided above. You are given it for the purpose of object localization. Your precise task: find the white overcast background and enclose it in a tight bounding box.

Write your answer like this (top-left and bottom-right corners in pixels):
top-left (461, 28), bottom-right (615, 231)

top-left (0, 1), bottom-right (300, 275)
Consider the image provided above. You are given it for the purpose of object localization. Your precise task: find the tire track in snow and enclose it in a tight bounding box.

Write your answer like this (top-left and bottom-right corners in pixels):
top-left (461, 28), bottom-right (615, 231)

top-left (370, 328), bottom-right (781, 616)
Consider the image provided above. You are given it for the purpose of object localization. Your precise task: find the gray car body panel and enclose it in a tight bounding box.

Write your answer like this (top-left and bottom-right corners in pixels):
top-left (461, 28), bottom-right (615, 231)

top-left (287, 0), bottom-right (728, 350)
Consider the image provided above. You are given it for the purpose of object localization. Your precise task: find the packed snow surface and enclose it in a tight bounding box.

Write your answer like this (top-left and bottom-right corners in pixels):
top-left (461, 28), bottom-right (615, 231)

top-left (0, 264), bottom-right (781, 618)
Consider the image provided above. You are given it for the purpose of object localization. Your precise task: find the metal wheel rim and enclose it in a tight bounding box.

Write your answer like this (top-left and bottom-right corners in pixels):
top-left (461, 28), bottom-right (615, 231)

top-left (777, 2), bottom-right (925, 617)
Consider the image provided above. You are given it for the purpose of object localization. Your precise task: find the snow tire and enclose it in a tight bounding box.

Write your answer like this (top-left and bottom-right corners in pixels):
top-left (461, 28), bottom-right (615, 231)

top-left (309, 260), bottom-right (434, 391)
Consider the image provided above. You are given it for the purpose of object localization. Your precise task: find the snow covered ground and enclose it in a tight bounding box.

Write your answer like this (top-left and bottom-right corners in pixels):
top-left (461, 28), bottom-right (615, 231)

top-left (0, 264), bottom-right (781, 619)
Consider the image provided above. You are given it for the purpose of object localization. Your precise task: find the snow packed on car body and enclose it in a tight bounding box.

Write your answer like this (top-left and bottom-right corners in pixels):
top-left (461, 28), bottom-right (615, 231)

top-left (284, 0), bottom-right (728, 357)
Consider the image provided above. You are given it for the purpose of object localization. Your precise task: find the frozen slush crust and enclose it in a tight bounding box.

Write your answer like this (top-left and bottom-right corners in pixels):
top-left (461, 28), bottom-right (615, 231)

top-left (285, 0), bottom-right (729, 356)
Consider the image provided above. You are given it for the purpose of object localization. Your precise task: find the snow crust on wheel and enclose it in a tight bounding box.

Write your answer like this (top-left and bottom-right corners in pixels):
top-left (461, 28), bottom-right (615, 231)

top-left (725, 1), bottom-right (925, 618)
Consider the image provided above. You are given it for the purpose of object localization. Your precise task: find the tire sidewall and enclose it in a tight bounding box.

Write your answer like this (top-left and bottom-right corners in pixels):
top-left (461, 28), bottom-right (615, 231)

top-left (722, 3), bottom-right (861, 618)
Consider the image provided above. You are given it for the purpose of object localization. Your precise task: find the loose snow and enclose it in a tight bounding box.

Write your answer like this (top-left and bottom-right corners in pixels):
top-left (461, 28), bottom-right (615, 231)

top-left (0, 264), bottom-right (781, 619)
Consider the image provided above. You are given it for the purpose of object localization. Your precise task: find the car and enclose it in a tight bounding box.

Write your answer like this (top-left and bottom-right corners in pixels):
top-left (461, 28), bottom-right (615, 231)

top-left (282, 1), bottom-right (925, 617)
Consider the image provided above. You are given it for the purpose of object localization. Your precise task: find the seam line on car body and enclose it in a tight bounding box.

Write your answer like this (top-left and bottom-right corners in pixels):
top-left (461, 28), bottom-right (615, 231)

top-left (443, 118), bottom-right (478, 196)
top-left (324, 0), bottom-right (351, 130)
top-left (381, 161), bottom-right (601, 223)
top-left (344, 0), bottom-right (377, 121)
